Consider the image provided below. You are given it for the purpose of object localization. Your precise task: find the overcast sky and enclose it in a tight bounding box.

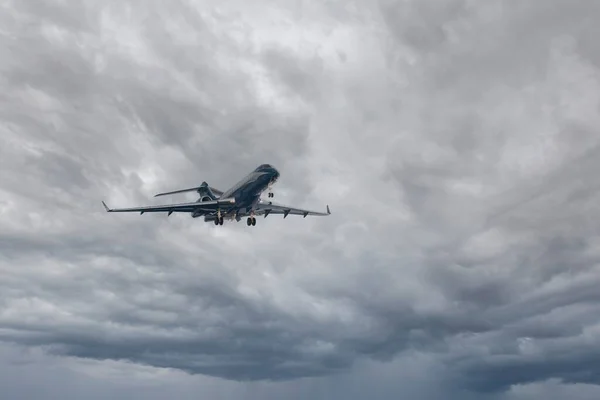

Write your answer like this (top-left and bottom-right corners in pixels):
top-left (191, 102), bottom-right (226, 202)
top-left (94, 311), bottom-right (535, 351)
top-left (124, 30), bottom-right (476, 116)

top-left (2, 0), bottom-right (600, 399)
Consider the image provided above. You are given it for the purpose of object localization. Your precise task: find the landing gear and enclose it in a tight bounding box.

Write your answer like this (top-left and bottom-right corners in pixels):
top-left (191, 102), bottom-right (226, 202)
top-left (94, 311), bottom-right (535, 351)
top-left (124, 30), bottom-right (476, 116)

top-left (246, 217), bottom-right (256, 226)
top-left (267, 192), bottom-right (274, 198)
top-left (214, 209), bottom-right (224, 225)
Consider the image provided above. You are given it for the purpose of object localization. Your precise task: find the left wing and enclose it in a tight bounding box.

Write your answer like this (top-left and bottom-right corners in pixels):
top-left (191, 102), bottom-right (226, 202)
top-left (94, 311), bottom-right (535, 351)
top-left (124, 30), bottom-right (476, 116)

top-left (102, 198), bottom-right (235, 215)
top-left (254, 200), bottom-right (331, 218)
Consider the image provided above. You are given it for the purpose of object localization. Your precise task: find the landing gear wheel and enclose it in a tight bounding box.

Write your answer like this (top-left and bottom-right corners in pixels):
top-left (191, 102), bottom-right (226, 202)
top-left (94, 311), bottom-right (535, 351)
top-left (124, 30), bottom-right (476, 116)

top-left (251, 217), bottom-right (256, 226)
top-left (215, 216), bottom-right (224, 225)
top-left (219, 216), bottom-right (224, 225)
top-left (247, 217), bottom-right (256, 226)
top-left (268, 192), bottom-right (274, 198)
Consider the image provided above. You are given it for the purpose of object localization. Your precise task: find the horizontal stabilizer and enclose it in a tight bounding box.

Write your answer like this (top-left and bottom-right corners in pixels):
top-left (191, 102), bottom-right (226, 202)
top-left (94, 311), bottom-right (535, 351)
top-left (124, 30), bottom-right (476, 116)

top-left (154, 181), bottom-right (224, 197)
top-left (154, 186), bottom-right (202, 197)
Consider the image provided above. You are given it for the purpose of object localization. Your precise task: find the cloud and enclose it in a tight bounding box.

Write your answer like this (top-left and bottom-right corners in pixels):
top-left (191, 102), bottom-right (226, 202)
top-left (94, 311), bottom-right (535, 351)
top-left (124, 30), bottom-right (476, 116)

top-left (2, 0), bottom-right (600, 398)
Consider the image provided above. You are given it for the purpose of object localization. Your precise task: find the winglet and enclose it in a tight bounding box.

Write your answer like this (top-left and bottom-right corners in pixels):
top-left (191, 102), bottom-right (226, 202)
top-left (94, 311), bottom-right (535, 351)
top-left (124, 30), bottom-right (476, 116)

top-left (326, 205), bottom-right (331, 215)
top-left (101, 201), bottom-right (111, 212)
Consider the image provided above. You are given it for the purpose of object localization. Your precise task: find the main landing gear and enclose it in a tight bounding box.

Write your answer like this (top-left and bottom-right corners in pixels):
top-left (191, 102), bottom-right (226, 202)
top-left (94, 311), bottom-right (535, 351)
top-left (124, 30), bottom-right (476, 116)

top-left (246, 217), bottom-right (256, 226)
top-left (214, 210), bottom-right (224, 225)
top-left (267, 192), bottom-right (274, 198)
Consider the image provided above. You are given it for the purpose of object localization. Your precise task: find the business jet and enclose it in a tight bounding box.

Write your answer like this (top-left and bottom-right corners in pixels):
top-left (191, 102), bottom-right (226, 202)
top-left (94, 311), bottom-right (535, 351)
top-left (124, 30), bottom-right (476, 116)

top-left (102, 164), bottom-right (331, 226)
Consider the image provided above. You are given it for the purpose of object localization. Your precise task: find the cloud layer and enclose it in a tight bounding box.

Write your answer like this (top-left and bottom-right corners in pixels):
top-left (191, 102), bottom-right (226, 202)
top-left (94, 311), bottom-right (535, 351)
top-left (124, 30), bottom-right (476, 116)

top-left (2, 0), bottom-right (600, 397)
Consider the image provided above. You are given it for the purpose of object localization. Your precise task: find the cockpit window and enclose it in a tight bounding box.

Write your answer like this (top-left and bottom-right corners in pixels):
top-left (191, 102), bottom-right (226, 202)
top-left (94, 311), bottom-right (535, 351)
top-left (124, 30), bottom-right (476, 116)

top-left (257, 164), bottom-right (272, 170)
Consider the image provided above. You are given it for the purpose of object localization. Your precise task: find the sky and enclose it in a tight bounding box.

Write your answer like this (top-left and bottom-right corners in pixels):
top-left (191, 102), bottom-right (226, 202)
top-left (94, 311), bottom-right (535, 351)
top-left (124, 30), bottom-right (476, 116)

top-left (2, 0), bottom-right (600, 399)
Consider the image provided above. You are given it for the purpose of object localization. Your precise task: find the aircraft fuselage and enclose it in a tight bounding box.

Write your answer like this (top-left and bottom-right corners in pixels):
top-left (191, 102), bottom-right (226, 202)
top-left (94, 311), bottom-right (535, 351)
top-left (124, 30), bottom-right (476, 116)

top-left (219, 165), bottom-right (279, 209)
top-left (195, 164), bottom-right (279, 221)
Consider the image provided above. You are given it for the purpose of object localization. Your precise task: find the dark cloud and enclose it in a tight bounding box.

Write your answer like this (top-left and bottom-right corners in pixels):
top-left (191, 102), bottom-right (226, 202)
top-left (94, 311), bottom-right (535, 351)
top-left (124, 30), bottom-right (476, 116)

top-left (2, 0), bottom-right (600, 398)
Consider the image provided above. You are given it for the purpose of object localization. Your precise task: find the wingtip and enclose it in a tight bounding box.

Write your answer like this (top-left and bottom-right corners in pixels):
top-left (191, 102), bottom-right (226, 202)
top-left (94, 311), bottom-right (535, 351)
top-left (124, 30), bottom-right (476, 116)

top-left (326, 205), bottom-right (331, 214)
top-left (101, 201), bottom-right (110, 212)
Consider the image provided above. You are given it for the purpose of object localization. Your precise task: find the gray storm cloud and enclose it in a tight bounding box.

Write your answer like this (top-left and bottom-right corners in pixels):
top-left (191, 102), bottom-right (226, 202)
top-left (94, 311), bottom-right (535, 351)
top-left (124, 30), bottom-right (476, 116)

top-left (2, 0), bottom-right (600, 398)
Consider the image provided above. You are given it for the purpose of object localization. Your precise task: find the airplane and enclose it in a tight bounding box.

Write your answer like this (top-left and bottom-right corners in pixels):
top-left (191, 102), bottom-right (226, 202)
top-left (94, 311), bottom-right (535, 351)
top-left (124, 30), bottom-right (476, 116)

top-left (101, 164), bottom-right (331, 226)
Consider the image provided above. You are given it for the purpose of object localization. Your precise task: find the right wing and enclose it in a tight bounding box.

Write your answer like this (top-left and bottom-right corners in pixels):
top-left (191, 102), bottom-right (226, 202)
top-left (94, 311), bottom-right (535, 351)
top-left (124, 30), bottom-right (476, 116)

top-left (101, 198), bottom-right (235, 215)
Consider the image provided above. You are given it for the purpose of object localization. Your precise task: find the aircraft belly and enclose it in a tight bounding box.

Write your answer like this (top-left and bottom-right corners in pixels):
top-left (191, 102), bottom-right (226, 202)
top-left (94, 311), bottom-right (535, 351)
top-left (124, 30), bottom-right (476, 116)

top-left (233, 179), bottom-right (267, 204)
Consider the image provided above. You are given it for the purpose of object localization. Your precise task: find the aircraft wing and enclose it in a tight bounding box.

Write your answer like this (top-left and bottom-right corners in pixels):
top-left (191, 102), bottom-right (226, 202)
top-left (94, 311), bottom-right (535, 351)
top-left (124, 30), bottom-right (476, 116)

top-left (101, 198), bottom-right (235, 214)
top-left (254, 201), bottom-right (331, 218)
